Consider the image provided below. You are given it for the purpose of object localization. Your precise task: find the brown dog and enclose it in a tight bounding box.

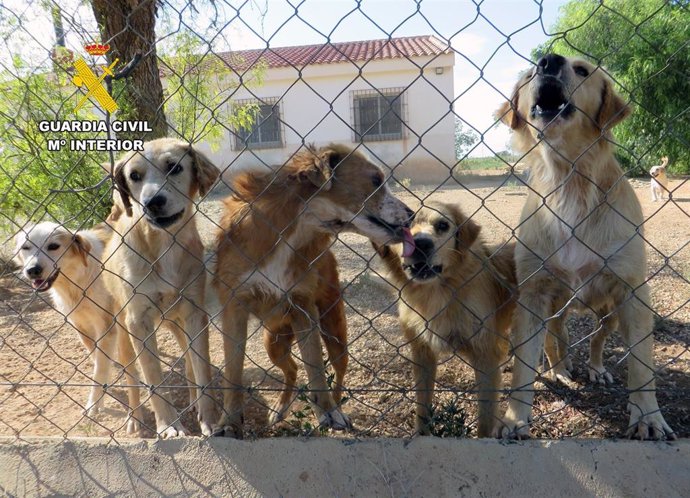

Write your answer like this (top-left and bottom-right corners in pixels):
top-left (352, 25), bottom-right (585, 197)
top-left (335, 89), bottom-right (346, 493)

top-left (374, 202), bottom-right (515, 437)
top-left (104, 138), bottom-right (220, 438)
top-left (495, 54), bottom-right (674, 439)
top-left (213, 143), bottom-right (414, 438)
top-left (262, 248), bottom-right (348, 427)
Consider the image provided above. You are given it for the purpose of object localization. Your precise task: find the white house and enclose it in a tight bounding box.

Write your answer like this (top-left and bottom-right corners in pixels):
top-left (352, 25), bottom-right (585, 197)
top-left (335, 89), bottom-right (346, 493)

top-left (191, 35), bottom-right (456, 184)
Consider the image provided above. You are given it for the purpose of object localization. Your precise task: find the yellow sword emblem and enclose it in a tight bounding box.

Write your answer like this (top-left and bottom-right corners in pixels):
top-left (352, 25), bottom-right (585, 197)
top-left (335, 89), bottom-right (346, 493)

top-left (72, 58), bottom-right (119, 114)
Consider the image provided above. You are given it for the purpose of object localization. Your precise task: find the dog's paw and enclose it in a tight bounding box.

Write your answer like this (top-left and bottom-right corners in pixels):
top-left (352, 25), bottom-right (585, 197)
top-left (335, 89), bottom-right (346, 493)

top-left (318, 408), bottom-right (352, 431)
top-left (212, 414), bottom-right (244, 439)
top-left (158, 422), bottom-right (187, 439)
top-left (588, 363), bottom-right (614, 385)
top-left (212, 424), bottom-right (243, 439)
top-left (547, 366), bottom-right (576, 387)
top-left (125, 415), bottom-right (141, 436)
top-left (84, 397), bottom-right (105, 417)
top-left (198, 417), bottom-right (214, 437)
top-left (494, 412), bottom-right (531, 440)
top-left (268, 398), bottom-right (292, 426)
top-left (626, 410), bottom-right (676, 441)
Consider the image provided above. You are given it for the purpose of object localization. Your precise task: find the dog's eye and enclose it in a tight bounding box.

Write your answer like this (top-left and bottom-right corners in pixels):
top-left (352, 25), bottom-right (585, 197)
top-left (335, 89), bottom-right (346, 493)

top-left (47, 243), bottom-right (60, 251)
top-left (168, 161), bottom-right (183, 175)
top-left (21, 245), bottom-right (30, 251)
top-left (435, 220), bottom-right (450, 233)
top-left (129, 171), bottom-right (142, 182)
top-left (372, 175), bottom-right (383, 188)
top-left (574, 65), bottom-right (589, 77)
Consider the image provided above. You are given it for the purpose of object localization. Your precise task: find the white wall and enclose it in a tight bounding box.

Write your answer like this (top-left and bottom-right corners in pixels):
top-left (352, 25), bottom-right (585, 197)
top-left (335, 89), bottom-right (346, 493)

top-left (2, 438), bottom-right (688, 497)
top-left (193, 53), bottom-right (456, 185)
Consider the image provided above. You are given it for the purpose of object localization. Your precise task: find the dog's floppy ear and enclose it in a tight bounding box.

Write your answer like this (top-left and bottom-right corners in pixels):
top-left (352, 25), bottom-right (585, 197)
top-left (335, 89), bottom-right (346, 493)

top-left (13, 230), bottom-right (28, 265)
top-left (106, 198), bottom-right (123, 223)
top-left (108, 159), bottom-right (133, 217)
top-left (596, 78), bottom-right (631, 130)
top-left (450, 206), bottom-right (481, 251)
top-left (72, 233), bottom-right (92, 268)
top-left (495, 74), bottom-right (528, 130)
top-left (456, 218), bottom-right (481, 250)
top-left (289, 145), bottom-right (338, 190)
top-left (190, 147), bottom-right (221, 197)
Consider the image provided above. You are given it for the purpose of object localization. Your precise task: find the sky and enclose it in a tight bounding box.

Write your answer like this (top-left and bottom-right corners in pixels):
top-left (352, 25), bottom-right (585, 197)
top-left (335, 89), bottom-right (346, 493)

top-left (1, 0), bottom-right (570, 154)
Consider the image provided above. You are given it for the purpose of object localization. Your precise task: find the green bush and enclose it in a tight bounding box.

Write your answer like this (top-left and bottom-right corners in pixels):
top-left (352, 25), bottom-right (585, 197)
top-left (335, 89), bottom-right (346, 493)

top-left (427, 396), bottom-right (469, 438)
top-left (0, 68), bottom-right (111, 232)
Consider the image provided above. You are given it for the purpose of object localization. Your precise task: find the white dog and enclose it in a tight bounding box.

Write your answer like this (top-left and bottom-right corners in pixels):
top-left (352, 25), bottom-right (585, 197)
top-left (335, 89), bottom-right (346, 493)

top-left (650, 156), bottom-right (669, 201)
top-left (14, 222), bottom-right (143, 433)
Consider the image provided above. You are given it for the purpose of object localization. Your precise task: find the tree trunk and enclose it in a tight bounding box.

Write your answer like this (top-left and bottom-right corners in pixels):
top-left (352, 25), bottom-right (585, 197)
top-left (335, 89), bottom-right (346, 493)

top-left (51, 6), bottom-right (65, 47)
top-left (91, 0), bottom-right (168, 139)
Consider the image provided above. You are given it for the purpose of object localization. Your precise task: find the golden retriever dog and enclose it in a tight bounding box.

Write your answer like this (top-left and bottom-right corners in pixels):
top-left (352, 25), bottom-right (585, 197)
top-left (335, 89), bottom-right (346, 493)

top-left (104, 138), bottom-right (220, 438)
top-left (14, 222), bottom-right (143, 433)
top-left (213, 143), bottom-right (414, 438)
top-left (495, 54), bottom-right (675, 439)
top-left (373, 202), bottom-right (516, 437)
top-left (650, 156), bottom-right (669, 201)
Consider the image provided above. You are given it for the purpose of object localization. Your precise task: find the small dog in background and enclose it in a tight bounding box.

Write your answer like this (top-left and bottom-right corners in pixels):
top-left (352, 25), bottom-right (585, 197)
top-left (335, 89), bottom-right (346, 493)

top-left (14, 222), bottom-right (143, 434)
top-left (650, 156), bottom-right (669, 201)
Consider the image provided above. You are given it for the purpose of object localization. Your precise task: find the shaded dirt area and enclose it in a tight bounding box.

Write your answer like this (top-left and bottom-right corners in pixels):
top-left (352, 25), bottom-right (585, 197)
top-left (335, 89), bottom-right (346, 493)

top-left (1, 174), bottom-right (688, 440)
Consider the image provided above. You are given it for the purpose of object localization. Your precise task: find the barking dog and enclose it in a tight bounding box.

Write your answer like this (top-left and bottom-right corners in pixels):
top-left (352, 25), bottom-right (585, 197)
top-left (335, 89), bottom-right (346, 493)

top-left (104, 138), bottom-right (220, 438)
top-left (495, 54), bottom-right (674, 439)
top-left (14, 222), bottom-right (143, 433)
top-left (213, 143), bottom-right (414, 438)
top-left (650, 156), bottom-right (669, 202)
top-left (374, 202), bottom-right (516, 437)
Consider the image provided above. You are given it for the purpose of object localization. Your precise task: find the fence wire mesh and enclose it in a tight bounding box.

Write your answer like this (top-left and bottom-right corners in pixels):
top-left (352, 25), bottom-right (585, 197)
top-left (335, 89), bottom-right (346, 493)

top-left (0, 0), bottom-right (688, 442)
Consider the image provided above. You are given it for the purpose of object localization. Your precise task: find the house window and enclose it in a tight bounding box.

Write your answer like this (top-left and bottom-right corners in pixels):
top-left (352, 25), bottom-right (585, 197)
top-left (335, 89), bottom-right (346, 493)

top-left (352, 88), bottom-right (405, 142)
top-left (233, 98), bottom-right (283, 149)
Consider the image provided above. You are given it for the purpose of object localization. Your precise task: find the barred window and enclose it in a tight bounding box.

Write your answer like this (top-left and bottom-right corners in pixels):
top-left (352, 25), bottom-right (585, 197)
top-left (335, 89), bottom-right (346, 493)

top-left (234, 98), bottom-right (283, 149)
top-left (352, 88), bottom-right (405, 142)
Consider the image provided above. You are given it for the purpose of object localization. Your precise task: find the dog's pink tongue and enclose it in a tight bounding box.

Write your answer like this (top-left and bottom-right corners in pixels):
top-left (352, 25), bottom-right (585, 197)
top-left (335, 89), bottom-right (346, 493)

top-left (402, 227), bottom-right (415, 258)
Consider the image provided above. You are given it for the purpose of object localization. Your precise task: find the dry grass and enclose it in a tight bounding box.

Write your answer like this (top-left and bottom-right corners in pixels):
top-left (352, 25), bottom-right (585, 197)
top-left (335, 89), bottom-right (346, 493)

top-left (0, 173), bottom-right (688, 440)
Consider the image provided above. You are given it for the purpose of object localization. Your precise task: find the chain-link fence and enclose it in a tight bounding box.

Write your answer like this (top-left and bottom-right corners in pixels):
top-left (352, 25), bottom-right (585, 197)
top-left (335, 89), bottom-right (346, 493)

top-left (0, 0), bottom-right (688, 442)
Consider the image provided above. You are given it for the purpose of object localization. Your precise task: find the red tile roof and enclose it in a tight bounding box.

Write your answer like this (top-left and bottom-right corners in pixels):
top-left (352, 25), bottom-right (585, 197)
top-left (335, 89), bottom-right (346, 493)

top-left (211, 35), bottom-right (451, 72)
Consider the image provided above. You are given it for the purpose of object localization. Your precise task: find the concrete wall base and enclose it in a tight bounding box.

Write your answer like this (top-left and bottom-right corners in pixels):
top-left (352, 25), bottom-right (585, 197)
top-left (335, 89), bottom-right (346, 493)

top-left (1, 437), bottom-right (688, 497)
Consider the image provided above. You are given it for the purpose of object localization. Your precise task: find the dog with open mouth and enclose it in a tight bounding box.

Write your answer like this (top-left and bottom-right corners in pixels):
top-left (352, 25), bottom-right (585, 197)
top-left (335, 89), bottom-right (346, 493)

top-left (213, 143), bottom-right (414, 438)
top-left (14, 221), bottom-right (143, 433)
top-left (373, 201), bottom-right (516, 437)
top-left (495, 54), bottom-right (675, 440)
top-left (104, 138), bottom-right (220, 438)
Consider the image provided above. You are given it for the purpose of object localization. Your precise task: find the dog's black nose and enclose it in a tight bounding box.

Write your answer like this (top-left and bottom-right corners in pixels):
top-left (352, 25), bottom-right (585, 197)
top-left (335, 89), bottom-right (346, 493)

top-left (412, 237), bottom-right (434, 256)
top-left (537, 54), bottom-right (566, 76)
top-left (145, 195), bottom-right (167, 212)
top-left (26, 265), bottom-right (42, 278)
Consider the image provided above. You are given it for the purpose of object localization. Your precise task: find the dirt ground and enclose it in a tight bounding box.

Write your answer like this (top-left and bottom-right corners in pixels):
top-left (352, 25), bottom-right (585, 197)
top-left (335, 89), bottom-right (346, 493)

top-left (1, 172), bottom-right (688, 440)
